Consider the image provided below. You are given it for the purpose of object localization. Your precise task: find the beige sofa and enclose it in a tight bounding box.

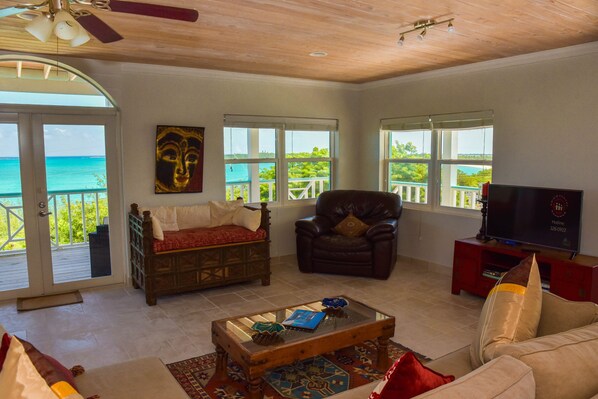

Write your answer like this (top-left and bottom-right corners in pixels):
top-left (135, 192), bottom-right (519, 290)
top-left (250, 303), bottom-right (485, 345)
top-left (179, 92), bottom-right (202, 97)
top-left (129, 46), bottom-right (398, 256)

top-left (330, 292), bottom-right (598, 399)
top-left (2, 292), bottom-right (596, 398)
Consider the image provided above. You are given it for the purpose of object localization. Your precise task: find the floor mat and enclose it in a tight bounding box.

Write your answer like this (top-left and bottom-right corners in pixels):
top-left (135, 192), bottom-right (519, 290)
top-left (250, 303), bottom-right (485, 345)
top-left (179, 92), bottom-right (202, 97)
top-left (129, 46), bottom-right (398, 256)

top-left (17, 291), bottom-right (83, 311)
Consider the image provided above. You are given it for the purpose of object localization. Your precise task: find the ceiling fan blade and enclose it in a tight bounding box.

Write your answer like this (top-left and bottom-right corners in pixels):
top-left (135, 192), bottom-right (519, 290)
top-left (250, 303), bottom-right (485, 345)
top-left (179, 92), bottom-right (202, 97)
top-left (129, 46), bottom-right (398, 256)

top-left (77, 14), bottom-right (124, 43)
top-left (0, 7), bottom-right (24, 18)
top-left (108, 0), bottom-right (198, 22)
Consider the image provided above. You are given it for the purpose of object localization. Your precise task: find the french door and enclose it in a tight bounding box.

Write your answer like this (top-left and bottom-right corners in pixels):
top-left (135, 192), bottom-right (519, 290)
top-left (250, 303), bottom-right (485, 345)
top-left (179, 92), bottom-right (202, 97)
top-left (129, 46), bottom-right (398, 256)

top-left (0, 109), bottom-right (123, 300)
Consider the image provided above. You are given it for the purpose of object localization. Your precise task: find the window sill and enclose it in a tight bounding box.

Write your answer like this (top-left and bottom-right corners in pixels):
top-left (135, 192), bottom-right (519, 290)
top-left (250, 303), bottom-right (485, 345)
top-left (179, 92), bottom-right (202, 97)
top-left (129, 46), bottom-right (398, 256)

top-left (402, 203), bottom-right (482, 219)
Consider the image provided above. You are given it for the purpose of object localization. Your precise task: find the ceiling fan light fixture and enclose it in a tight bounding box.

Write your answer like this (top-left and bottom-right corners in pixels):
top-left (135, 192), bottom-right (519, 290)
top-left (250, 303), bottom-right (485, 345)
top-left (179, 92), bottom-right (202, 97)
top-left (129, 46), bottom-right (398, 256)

top-left (70, 25), bottom-right (90, 47)
top-left (25, 13), bottom-right (54, 42)
top-left (53, 10), bottom-right (79, 40)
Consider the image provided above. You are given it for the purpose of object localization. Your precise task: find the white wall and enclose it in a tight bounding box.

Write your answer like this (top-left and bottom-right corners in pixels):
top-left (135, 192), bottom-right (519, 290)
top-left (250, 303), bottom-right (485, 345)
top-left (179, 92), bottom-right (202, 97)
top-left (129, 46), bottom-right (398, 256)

top-left (61, 62), bottom-right (362, 258)
top-left (359, 45), bottom-right (598, 265)
top-left (55, 43), bottom-right (598, 273)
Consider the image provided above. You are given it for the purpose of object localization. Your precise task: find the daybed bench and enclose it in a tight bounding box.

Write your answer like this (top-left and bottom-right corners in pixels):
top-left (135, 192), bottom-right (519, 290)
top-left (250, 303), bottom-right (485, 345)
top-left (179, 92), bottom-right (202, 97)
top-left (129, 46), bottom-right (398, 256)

top-left (128, 201), bottom-right (271, 305)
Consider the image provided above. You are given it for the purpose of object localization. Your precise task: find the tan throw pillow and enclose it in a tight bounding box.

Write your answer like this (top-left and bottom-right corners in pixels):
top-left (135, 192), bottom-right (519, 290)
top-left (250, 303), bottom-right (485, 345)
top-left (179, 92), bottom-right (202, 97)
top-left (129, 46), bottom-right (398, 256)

top-left (333, 212), bottom-right (369, 237)
top-left (151, 216), bottom-right (164, 241)
top-left (142, 206), bottom-right (179, 231)
top-left (175, 204), bottom-right (211, 230)
top-left (470, 254), bottom-right (542, 368)
top-left (209, 199), bottom-right (244, 227)
top-left (232, 207), bottom-right (261, 232)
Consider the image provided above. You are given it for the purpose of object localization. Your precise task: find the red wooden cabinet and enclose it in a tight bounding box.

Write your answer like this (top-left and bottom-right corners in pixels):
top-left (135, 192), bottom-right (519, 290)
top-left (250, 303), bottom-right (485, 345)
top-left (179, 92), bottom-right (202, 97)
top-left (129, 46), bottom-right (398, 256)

top-left (452, 238), bottom-right (598, 304)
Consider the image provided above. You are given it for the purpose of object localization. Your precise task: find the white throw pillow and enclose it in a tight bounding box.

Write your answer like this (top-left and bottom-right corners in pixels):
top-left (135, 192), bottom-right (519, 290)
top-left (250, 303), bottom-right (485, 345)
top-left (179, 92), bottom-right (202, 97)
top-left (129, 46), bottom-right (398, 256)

top-left (232, 207), bottom-right (261, 232)
top-left (151, 216), bottom-right (164, 241)
top-left (143, 206), bottom-right (179, 231)
top-left (176, 204), bottom-right (211, 230)
top-left (209, 199), bottom-right (244, 227)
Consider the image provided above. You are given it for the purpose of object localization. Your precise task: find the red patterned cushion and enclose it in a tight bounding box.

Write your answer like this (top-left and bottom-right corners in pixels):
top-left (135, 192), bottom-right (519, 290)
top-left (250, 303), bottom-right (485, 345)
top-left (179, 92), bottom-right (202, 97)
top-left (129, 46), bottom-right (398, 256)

top-left (153, 225), bottom-right (267, 253)
top-left (368, 352), bottom-right (454, 399)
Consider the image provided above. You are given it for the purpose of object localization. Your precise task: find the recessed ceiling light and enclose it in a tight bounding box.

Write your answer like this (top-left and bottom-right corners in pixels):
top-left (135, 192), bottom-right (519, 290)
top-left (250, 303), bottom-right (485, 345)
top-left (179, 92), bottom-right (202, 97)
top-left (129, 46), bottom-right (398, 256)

top-left (309, 51), bottom-right (328, 57)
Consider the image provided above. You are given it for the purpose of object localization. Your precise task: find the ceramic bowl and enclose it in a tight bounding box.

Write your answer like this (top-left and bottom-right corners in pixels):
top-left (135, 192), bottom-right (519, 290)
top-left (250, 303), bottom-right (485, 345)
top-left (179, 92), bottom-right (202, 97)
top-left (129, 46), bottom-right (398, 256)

top-left (251, 321), bottom-right (285, 336)
top-left (321, 297), bottom-right (349, 310)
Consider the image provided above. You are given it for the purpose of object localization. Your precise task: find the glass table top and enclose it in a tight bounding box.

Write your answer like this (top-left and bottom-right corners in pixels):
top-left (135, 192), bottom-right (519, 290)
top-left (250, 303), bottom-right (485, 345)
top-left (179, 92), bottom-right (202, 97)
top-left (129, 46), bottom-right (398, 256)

top-left (214, 295), bottom-right (392, 352)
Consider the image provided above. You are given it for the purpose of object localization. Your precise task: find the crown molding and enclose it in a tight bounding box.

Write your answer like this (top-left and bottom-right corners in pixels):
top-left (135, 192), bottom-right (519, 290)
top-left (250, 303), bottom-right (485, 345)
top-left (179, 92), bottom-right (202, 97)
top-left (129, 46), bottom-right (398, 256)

top-left (120, 62), bottom-right (361, 91)
top-left (361, 41), bottom-right (598, 90)
top-left (3, 41), bottom-right (597, 91)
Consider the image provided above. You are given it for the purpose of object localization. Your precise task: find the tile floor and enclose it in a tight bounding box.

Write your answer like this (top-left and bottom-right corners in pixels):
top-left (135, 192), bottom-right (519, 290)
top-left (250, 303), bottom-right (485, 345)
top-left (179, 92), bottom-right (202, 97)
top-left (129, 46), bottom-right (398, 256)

top-left (0, 256), bottom-right (484, 370)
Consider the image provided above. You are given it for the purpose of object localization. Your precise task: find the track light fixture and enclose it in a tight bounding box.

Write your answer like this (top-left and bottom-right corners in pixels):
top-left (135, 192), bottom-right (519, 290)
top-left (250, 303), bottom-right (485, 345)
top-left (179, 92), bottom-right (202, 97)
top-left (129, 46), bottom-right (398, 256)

top-left (398, 18), bottom-right (455, 46)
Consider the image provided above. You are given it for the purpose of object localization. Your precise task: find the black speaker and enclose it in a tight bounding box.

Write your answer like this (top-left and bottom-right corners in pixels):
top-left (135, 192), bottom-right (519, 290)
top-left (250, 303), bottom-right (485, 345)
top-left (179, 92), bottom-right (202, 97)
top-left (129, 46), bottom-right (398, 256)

top-left (89, 224), bottom-right (111, 277)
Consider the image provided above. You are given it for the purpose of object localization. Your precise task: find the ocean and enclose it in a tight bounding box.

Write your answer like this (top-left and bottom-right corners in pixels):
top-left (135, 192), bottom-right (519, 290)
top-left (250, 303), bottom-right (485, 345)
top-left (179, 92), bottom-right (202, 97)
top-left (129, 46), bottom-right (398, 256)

top-left (0, 158), bottom-right (481, 195)
top-left (0, 157), bottom-right (271, 195)
top-left (0, 156), bottom-right (107, 195)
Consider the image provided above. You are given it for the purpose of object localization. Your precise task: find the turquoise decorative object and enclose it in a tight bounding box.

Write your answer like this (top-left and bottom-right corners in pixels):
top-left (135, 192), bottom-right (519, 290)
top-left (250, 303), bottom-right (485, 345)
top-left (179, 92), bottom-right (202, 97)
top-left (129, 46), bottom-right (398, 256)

top-left (251, 321), bottom-right (285, 336)
top-left (322, 297), bottom-right (349, 309)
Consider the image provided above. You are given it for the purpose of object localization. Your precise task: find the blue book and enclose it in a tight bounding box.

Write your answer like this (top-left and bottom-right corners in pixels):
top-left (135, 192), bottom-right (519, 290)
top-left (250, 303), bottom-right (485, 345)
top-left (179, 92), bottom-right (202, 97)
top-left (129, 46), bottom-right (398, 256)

top-left (282, 309), bottom-right (326, 330)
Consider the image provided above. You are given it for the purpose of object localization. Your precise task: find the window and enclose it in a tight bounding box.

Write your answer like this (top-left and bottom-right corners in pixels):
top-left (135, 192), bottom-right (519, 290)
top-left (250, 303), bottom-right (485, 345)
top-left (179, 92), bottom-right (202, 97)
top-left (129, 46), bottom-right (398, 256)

top-left (382, 111), bottom-right (493, 211)
top-left (224, 115), bottom-right (336, 203)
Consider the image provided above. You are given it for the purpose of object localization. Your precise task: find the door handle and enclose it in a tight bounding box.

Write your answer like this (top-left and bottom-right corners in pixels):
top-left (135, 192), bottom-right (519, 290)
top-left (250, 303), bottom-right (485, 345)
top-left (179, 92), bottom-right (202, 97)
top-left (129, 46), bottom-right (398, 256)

top-left (39, 210), bottom-right (53, 217)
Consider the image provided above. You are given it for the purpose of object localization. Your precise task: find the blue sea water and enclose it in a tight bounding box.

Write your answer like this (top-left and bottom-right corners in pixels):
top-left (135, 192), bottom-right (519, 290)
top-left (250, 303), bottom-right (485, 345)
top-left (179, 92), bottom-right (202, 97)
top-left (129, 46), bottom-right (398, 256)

top-left (0, 156), bottom-right (107, 195)
top-left (0, 158), bottom-right (479, 195)
top-left (458, 166), bottom-right (483, 174)
top-left (0, 157), bottom-right (271, 195)
top-left (226, 163), bottom-right (274, 183)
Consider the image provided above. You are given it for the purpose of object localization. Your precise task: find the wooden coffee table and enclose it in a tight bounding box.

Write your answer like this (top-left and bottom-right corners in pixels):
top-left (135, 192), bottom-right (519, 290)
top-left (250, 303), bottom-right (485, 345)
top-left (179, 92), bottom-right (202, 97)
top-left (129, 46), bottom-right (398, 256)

top-left (211, 295), bottom-right (395, 399)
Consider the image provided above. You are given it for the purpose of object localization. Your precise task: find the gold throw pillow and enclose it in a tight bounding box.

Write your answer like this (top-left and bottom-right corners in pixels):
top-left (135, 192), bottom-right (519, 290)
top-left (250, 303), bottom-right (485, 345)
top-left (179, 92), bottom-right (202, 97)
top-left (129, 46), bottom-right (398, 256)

top-left (470, 254), bottom-right (543, 368)
top-left (333, 212), bottom-right (369, 237)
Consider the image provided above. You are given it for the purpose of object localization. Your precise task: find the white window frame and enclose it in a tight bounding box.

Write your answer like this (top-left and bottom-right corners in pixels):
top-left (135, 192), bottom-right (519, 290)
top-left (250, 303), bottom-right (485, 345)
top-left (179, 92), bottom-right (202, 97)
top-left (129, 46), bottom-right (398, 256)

top-left (381, 110), bottom-right (493, 214)
top-left (224, 115), bottom-right (337, 205)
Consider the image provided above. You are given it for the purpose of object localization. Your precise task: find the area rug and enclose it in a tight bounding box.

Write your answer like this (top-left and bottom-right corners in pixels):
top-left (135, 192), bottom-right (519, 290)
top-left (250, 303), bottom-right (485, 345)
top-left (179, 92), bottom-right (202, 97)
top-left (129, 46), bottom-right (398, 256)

top-left (16, 291), bottom-right (83, 311)
top-left (167, 340), bottom-right (429, 399)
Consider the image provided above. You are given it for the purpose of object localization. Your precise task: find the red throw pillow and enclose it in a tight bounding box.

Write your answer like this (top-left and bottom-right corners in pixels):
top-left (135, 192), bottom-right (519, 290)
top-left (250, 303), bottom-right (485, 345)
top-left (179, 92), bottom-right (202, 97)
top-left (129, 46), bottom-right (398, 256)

top-left (369, 352), bottom-right (454, 399)
top-left (0, 332), bottom-right (11, 372)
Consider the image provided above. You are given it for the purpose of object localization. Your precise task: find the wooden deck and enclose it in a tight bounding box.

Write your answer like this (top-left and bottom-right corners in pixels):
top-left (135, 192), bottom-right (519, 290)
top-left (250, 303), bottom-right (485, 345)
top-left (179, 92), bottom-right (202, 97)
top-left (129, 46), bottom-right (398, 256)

top-left (0, 246), bottom-right (93, 292)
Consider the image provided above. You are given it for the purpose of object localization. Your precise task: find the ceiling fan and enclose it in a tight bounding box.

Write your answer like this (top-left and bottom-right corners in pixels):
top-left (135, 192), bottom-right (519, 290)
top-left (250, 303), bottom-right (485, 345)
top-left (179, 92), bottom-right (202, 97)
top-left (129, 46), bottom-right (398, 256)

top-left (0, 0), bottom-right (198, 47)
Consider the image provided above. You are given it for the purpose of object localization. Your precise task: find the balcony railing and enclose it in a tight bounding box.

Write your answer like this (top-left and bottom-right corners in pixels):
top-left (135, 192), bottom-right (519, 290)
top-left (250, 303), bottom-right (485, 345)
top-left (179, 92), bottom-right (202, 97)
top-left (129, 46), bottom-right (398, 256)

top-left (0, 188), bottom-right (107, 255)
top-left (226, 177), bottom-right (329, 202)
top-left (391, 181), bottom-right (481, 209)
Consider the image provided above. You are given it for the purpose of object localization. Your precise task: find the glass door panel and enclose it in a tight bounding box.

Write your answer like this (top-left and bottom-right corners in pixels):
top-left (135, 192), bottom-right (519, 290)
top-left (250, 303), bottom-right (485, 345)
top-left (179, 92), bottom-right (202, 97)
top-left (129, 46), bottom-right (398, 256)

top-left (0, 123), bottom-right (29, 292)
top-left (42, 124), bottom-right (111, 284)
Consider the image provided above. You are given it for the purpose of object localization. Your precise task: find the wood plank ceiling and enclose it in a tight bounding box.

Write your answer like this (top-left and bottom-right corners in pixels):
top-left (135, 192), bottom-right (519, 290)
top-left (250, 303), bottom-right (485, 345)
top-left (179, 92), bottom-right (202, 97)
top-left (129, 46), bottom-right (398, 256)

top-left (0, 0), bottom-right (597, 83)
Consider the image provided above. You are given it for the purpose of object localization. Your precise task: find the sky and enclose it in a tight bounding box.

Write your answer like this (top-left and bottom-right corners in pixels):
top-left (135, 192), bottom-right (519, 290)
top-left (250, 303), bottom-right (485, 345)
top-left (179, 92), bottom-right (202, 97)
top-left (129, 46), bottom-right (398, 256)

top-left (224, 127), bottom-right (330, 155)
top-left (0, 124), bottom-right (106, 157)
top-left (0, 91), bottom-right (111, 107)
top-left (392, 128), bottom-right (493, 155)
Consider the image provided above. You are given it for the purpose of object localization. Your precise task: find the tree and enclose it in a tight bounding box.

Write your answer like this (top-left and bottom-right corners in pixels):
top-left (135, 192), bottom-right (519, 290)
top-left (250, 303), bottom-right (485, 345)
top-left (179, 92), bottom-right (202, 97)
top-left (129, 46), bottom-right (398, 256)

top-left (389, 141), bottom-right (428, 184)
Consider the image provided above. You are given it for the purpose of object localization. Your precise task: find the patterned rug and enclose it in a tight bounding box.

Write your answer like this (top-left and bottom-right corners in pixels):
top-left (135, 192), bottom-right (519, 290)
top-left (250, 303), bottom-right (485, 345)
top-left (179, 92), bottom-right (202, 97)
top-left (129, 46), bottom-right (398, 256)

top-left (167, 341), bottom-right (429, 399)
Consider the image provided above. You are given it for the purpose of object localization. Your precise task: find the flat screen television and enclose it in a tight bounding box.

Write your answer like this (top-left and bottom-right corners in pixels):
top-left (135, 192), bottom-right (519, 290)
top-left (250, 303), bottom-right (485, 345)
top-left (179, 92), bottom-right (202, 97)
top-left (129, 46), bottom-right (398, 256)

top-left (486, 184), bottom-right (583, 254)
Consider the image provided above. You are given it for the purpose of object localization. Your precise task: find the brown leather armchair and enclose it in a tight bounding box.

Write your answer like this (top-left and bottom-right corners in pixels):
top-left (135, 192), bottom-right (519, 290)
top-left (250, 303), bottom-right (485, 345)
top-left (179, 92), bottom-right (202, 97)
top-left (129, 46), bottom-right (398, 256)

top-left (295, 190), bottom-right (402, 279)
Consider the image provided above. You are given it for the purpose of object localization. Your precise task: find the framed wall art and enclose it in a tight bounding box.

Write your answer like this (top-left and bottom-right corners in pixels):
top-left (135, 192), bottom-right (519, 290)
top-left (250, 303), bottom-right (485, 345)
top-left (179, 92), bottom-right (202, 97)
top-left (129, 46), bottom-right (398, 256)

top-left (155, 125), bottom-right (205, 194)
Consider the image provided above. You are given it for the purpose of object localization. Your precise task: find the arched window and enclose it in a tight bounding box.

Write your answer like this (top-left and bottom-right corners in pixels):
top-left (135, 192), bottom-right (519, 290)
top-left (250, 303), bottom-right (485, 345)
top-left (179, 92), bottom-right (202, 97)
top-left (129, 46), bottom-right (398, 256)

top-left (0, 55), bottom-right (123, 300)
top-left (0, 55), bottom-right (116, 108)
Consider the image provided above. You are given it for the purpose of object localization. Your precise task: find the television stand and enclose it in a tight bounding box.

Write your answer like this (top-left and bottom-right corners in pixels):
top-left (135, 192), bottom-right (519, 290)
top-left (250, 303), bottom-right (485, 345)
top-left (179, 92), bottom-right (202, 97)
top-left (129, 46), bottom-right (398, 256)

top-left (452, 238), bottom-right (598, 304)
